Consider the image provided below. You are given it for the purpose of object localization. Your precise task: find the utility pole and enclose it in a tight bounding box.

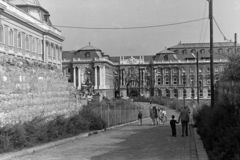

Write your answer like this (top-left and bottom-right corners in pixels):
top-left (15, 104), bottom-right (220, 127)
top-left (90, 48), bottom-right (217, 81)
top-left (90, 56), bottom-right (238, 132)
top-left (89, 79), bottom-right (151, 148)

top-left (196, 51), bottom-right (199, 104)
top-left (209, 0), bottom-right (214, 108)
top-left (235, 33), bottom-right (237, 54)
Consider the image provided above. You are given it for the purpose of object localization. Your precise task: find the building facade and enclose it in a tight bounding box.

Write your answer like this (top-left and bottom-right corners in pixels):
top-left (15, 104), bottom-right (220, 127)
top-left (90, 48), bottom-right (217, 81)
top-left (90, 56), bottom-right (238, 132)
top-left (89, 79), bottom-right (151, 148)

top-left (0, 0), bottom-right (64, 68)
top-left (63, 42), bottom-right (239, 100)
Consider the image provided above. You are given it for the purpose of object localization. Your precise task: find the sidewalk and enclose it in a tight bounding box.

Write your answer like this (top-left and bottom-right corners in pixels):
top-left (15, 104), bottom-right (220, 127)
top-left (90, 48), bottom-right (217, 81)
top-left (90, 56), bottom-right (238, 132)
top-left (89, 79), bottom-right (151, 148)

top-left (0, 103), bottom-right (208, 160)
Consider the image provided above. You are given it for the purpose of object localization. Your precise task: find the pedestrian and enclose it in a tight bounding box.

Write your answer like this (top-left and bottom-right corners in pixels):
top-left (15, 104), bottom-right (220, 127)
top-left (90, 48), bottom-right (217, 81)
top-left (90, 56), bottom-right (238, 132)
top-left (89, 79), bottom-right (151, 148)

top-left (162, 108), bottom-right (167, 125)
top-left (153, 106), bottom-right (158, 125)
top-left (178, 105), bottom-right (190, 137)
top-left (170, 115), bottom-right (179, 137)
top-left (158, 108), bottom-right (163, 124)
top-left (149, 101), bottom-right (154, 125)
top-left (138, 110), bottom-right (143, 126)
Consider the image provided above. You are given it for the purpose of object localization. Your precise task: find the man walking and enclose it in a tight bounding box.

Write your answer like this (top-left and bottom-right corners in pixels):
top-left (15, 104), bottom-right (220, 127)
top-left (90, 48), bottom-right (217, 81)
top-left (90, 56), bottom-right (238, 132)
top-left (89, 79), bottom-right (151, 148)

top-left (178, 105), bottom-right (190, 137)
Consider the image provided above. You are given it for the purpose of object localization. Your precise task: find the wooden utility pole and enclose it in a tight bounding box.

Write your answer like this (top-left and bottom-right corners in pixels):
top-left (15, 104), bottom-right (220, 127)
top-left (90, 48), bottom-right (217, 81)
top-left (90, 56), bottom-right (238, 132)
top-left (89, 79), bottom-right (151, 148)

top-left (235, 33), bottom-right (237, 54)
top-left (196, 51), bottom-right (199, 104)
top-left (209, 0), bottom-right (214, 108)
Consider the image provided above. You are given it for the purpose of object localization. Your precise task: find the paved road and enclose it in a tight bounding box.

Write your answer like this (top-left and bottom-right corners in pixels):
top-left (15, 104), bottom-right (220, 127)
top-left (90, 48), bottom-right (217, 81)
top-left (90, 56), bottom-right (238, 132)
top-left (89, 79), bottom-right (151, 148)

top-left (13, 104), bottom-right (198, 160)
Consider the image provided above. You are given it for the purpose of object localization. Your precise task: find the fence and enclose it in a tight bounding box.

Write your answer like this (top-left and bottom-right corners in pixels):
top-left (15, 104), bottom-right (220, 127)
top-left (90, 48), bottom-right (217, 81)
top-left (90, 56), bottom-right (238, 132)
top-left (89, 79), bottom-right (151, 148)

top-left (90, 102), bottom-right (149, 127)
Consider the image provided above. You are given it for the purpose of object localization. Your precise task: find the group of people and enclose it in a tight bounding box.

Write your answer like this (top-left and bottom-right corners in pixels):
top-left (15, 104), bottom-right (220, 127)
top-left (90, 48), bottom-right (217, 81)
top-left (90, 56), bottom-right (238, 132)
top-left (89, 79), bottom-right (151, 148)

top-left (149, 101), bottom-right (167, 125)
top-left (137, 100), bottom-right (190, 137)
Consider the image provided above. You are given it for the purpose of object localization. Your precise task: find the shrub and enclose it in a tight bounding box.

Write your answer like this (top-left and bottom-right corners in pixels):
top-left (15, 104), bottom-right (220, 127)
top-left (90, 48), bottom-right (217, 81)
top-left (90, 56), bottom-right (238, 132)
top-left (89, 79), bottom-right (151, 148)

top-left (193, 101), bottom-right (240, 160)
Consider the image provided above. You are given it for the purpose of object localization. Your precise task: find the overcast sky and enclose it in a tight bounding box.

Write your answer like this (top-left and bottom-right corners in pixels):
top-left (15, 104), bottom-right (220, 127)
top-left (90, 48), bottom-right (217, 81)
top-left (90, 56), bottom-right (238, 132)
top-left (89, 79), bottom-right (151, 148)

top-left (40, 0), bottom-right (240, 56)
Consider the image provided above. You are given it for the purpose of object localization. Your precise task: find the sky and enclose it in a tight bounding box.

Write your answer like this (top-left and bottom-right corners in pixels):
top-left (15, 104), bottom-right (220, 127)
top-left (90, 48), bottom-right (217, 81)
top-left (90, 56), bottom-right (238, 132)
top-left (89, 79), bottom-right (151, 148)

top-left (39, 0), bottom-right (240, 56)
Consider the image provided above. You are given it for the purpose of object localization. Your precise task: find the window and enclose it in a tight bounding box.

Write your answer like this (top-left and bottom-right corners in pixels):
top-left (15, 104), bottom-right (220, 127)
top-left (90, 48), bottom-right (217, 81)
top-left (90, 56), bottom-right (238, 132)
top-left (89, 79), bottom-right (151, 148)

top-left (173, 77), bottom-right (178, 85)
top-left (173, 89), bottom-right (178, 98)
top-left (182, 50), bottom-right (187, 54)
top-left (164, 55), bottom-right (168, 60)
top-left (228, 48), bottom-right (232, 53)
top-left (165, 68), bottom-right (169, 74)
top-left (166, 89), bottom-right (170, 97)
top-left (157, 77), bottom-right (161, 85)
top-left (207, 67), bottom-right (210, 72)
top-left (0, 26), bottom-right (3, 43)
top-left (207, 79), bottom-right (211, 85)
top-left (157, 68), bottom-right (161, 73)
top-left (182, 76), bottom-right (186, 85)
top-left (52, 45), bottom-right (55, 59)
top-left (190, 67), bottom-right (194, 72)
top-left (183, 89), bottom-right (187, 98)
top-left (165, 77), bottom-right (169, 85)
top-left (200, 89), bottom-right (203, 98)
top-left (208, 89), bottom-right (211, 97)
top-left (215, 76), bottom-right (219, 84)
top-left (173, 68), bottom-right (177, 73)
top-left (191, 49), bottom-right (196, 53)
top-left (191, 89), bottom-right (195, 98)
top-left (85, 52), bottom-right (90, 58)
top-left (174, 50), bottom-right (178, 54)
top-left (67, 68), bottom-right (71, 73)
top-left (17, 33), bottom-right (21, 48)
top-left (200, 49), bottom-right (205, 54)
top-left (218, 48), bottom-right (223, 53)
top-left (214, 66), bottom-right (219, 73)
top-left (26, 36), bottom-right (29, 50)
top-left (199, 80), bottom-right (202, 87)
top-left (190, 77), bottom-right (194, 86)
top-left (9, 29), bottom-right (13, 46)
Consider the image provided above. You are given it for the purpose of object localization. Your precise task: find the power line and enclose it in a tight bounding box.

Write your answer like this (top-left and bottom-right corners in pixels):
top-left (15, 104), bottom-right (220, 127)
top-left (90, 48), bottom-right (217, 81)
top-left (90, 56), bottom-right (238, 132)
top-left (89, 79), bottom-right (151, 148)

top-left (202, 18), bottom-right (209, 42)
top-left (53, 18), bottom-right (208, 30)
top-left (213, 17), bottom-right (230, 42)
top-left (199, 1), bottom-right (207, 42)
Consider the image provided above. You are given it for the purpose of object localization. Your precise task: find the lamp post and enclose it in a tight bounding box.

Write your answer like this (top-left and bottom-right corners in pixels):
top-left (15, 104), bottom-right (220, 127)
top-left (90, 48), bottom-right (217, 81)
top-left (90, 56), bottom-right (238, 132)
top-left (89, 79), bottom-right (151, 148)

top-left (182, 71), bottom-right (186, 107)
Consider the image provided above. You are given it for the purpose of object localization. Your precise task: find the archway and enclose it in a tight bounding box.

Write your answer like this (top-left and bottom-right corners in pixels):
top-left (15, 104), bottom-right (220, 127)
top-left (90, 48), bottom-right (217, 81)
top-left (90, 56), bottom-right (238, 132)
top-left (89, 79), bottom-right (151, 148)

top-left (126, 80), bottom-right (139, 97)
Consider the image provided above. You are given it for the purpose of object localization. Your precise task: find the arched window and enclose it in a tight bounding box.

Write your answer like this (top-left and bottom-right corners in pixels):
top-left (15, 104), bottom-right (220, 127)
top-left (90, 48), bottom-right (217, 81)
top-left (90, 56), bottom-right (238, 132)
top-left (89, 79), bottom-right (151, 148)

top-left (182, 49), bottom-right (187, 54)
top-left (26, 36), bottom-right (29, 50)
top-left (200, 49), bottom-right (205, 54)
top-left (191, 49), bottom-right (196, 53)
top-left (164, 55), bottom-right (168, 61)
top-left (218, 48), bottom-right (223, 53)
top-left (0, 26), bottom-right (3, 43)
top-left (9, 29), bottom-right (13, 46)
top-left (157, 77), bottom-right (161, 85)
top-left (17, 33), bottom-right (21, 48)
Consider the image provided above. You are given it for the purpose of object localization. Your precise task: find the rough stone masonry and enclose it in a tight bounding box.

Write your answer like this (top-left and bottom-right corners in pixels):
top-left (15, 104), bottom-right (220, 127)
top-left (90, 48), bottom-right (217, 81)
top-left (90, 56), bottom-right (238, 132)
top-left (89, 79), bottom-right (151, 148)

top-left (0, 54), bottom-right (80, 127)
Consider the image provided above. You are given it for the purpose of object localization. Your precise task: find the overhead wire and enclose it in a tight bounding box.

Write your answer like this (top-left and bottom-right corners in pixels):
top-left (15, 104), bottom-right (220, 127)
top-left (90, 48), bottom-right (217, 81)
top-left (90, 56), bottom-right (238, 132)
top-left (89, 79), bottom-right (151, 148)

top-left (213, 17), bottom-right (231, 42)
top-left (202, 18), bottom-right (209, 42)
top-left (199, 1), bottom-right (207, 42)
top-left (52, 18), bottom-right (208, 30)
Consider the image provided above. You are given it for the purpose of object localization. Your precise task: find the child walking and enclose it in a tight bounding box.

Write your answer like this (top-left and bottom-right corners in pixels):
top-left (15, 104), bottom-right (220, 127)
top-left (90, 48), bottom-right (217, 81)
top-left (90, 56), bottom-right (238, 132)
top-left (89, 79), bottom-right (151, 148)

top-left (138, 110), bottom-right (143, 126)
top-left (170, 115), bottom-right (179, 137)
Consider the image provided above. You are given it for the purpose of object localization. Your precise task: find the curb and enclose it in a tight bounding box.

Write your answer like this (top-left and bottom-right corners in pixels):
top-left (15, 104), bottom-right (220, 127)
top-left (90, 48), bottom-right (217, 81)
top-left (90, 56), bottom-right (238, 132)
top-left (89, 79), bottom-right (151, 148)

top-left (0, 118), bottom-right (148, 160)
top-left (193, 128), bottom-right (209, 160)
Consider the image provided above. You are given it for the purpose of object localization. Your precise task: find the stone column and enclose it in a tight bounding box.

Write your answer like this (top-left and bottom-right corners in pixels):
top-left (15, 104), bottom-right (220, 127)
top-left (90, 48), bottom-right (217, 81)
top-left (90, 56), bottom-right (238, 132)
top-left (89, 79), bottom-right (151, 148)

top-left (78, 66), bottom-right (81, 89)
top-left (73, 66), bottom-right (76, 87)
top-left (95, 66), bottom-right (98, 89)
top-left (99, 66), bottom-right (102, 87)
top-left (102, 65), bottom-right (106, 89)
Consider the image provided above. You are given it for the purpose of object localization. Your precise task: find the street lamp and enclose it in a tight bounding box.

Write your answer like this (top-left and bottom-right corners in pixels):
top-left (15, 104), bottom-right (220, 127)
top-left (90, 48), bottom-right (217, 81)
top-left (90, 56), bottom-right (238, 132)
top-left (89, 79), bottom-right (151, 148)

top-left (181, 71), bottom-right (186, 107)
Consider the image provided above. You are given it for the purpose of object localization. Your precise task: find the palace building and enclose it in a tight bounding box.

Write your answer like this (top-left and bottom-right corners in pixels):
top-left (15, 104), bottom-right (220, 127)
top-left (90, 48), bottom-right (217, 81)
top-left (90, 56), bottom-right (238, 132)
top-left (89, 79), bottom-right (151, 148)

top-left (62, 42), bottom-right (239, 100)
top-left (0, 0), bottom-right (64, 68)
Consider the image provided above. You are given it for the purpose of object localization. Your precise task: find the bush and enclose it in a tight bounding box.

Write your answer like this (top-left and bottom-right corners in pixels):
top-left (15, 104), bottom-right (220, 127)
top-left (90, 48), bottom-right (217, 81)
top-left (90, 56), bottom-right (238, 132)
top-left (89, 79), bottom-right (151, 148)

top-left (193, 101), bottom-right (240, 160)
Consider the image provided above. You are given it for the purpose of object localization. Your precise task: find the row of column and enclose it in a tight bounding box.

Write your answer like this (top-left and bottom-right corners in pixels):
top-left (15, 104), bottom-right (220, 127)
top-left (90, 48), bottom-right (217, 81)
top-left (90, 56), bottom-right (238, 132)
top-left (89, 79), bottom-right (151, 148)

top-left (72, 66), bottom-right (83, 89)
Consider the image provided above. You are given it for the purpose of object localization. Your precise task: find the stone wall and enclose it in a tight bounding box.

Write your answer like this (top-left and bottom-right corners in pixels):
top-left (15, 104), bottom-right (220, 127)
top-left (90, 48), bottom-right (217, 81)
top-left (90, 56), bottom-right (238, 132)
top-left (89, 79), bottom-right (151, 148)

top-left (0, 54), bottom-right (80, 127)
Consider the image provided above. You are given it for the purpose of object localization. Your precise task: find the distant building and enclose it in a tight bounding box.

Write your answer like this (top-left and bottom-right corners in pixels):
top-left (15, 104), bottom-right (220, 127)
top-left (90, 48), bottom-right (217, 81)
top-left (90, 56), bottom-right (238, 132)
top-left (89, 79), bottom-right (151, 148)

top-left (62, 42), bottom-right (239, 100)
top-left (0, 0), bottom-right (64, 68)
